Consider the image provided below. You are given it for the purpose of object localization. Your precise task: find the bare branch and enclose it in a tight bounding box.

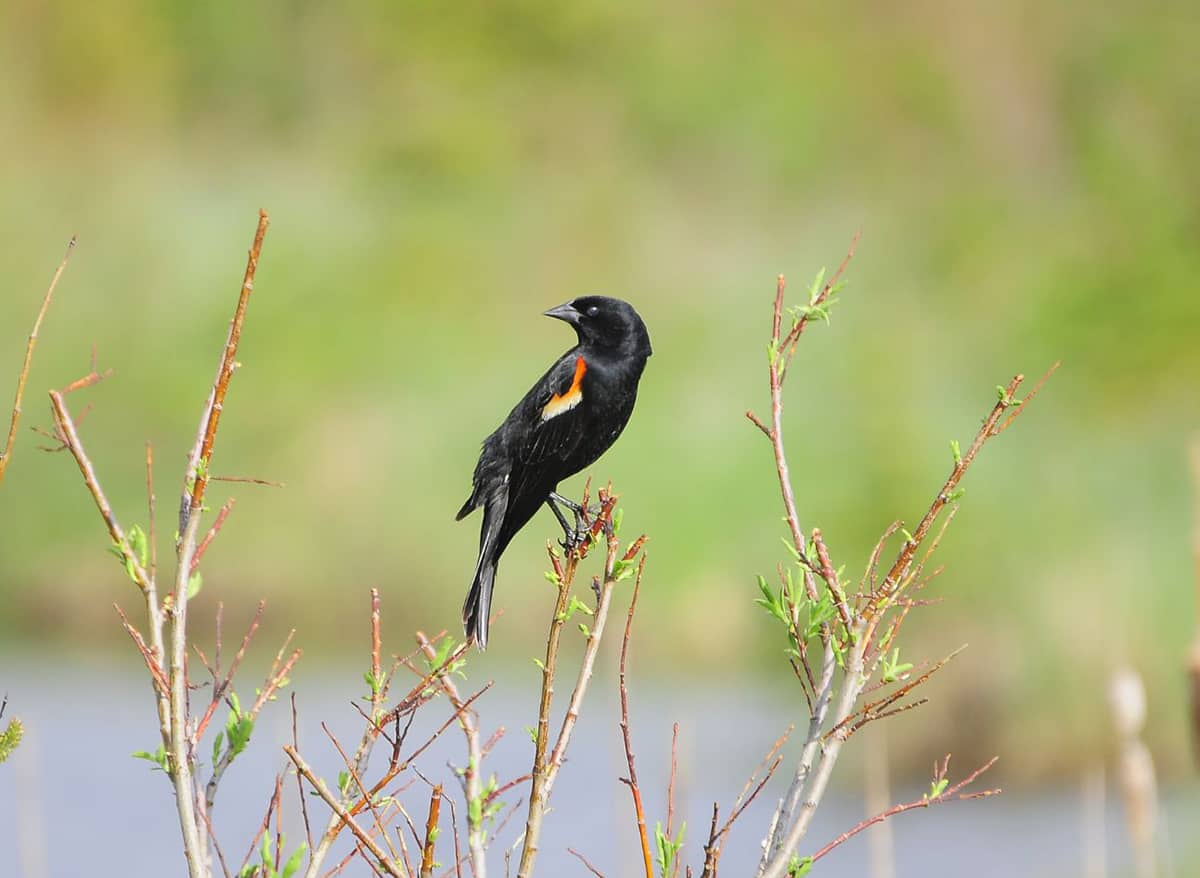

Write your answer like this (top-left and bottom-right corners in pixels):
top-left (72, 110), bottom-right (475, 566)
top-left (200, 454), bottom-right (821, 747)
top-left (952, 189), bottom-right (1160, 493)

top-left (0, 235), bottom-right (75, 488)
top-left (567, 849), bottom-right (607, 878)
top-left (420, 784), bottom-right (442, 878)
top-left (285, 745), bottom-right (405, 878)
top-left (808, 757), bottom-right (1000, 863)
top-left (617, 555), bottom-right (654, 878)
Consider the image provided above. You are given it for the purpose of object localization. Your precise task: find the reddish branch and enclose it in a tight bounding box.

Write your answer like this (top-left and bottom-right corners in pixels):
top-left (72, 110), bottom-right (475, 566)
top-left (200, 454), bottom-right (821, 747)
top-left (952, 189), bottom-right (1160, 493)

top-left (48, 389), bottom-right (151, 593)
top-left (420, 785), bottom-right (442, 878)
top-left (0, 235), bottom-right (75, 489)
top-left (865, 363), bottom-right (1059, 637)
top-left (568, 849), bottom-right (607, 877)
top-left (182, 209), bottom-right (270, 527)
top-left (617, 555), bottom-right (654, 878)
top-left (285, 745), bottom-right (405, 878)
top-left (191, 498), bottom-right (237, 574)
top-left (414, 629), bottom-right (487, 876)
top-left (701, 727), bottom-right (790, 878)
top-left (744, 241), bottom-right (1049, 878)
top-left (808, 756), bottom-right (1000, 863)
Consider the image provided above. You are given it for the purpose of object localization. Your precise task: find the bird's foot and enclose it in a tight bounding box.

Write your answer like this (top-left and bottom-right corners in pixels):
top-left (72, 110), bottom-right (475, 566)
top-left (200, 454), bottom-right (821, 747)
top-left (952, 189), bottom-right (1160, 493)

top-left (558, 526), bottom-right (592, 553)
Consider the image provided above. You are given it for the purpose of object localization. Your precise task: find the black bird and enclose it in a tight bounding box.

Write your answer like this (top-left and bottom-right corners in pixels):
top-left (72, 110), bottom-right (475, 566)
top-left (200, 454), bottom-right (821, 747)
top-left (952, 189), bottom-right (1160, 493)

top-left (457, 296), bottom-right (652, 648)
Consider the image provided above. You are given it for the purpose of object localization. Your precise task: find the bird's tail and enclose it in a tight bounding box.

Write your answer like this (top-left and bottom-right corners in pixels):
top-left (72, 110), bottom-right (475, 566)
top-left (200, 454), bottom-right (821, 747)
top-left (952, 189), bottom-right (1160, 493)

top-left (463, 490), bottom-right (507, 650)
top-left (462, 558), bottom-right (496, 650)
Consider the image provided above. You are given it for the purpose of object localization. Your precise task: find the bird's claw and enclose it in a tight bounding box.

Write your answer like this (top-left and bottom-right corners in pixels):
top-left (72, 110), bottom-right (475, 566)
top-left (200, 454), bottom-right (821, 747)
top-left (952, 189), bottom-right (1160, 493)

top-left (558, 527), bottom-right (590, 552)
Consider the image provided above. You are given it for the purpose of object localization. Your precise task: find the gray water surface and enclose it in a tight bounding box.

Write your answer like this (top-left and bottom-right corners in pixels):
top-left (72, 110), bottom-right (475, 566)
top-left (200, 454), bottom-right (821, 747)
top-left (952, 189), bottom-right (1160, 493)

top-left (1, 657), bottom-right (1195, 877)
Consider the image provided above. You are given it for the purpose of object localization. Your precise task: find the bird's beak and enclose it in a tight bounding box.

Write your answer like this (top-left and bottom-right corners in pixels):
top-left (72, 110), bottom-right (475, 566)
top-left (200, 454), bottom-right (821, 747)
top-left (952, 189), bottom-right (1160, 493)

top-left (543, 302), bottom-right (581, 325)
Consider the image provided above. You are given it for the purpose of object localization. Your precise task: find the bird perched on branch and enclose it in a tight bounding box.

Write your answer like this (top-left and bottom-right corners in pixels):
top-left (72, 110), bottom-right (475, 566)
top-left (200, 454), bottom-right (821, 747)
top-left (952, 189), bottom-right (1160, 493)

top-left (457, 297), bottom-right (651, 649)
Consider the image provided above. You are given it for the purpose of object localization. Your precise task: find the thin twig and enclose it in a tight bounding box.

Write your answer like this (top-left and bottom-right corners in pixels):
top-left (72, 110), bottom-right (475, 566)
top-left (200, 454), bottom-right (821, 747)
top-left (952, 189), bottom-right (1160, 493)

top-left (293, 693), bottom-right (315, 853)
top-left (667, 721), bottom-right (680, 878)
top-left (617, 555), bottom-right (654, 878)
top-left (285, 745), bottom-right (405, 878)
top-left (238, 774), bottom-right (285, 876)
top-left (808, 756), bottom-right (1000, 863)
top-left (191, 497), bottom-right (237, 574)
top-left (415, 631), bottom-right (486, 877)
top-left (420, 784), bottom-right (442, 878)
top-left (518, 489), bottom-right (629, 878)
top-left (567, 849), bottom-right (607, 877)
top-left (0, 235), bottom-right (75, 488)
top-left (180, 208), bottom-right (270, 535)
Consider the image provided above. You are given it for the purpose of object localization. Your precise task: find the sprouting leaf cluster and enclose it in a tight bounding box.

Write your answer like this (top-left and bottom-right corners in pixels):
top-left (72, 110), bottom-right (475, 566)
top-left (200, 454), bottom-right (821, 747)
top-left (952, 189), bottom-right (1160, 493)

top-left (211, 691), bottom-right (254, 769)
top-left (654, 821), bottom-right (686, 878)
top-left (238, 834), bottom-right (305, 878)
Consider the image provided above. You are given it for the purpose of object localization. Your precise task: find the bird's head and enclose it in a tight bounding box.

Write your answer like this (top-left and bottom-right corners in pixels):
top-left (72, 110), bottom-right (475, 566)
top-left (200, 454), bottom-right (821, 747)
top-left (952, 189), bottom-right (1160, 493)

top-left (543, 296), bottom-right (652, 358)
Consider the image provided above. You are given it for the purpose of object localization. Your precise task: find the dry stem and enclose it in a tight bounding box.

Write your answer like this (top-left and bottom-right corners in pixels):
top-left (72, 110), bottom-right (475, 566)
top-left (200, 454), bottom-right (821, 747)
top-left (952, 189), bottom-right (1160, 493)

top-left (744, 243), bottom-right (1046, 878)
top-left (0, 235), bottom-right (75, 488)
top-left (517, 488), bottom-right (641, 878)
top-left (618, 556), bottom-right (654, 878)
top-left (808, 756), bottom-right (999, 863)
top-left (285, 745), bottom-right (405, 878)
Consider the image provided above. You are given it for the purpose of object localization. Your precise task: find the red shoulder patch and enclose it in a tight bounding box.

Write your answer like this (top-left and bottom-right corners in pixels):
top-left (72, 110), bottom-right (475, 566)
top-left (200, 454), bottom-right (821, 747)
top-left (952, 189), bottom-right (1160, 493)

top-left (541, 356), bottom-right (587, 421)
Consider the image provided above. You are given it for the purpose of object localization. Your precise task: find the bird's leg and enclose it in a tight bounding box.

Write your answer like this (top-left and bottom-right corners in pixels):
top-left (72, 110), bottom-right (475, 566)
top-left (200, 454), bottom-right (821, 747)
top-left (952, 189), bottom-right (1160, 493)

top-left (549, 490), bottom-right (602, 524)
top-left (546, 494), bottom-right (587, 550)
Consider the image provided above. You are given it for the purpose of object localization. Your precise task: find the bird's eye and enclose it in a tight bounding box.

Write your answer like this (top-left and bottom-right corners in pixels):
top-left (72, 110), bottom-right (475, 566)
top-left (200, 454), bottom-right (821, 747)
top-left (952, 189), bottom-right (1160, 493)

top-left (586, 305), bottom-right (600, 317)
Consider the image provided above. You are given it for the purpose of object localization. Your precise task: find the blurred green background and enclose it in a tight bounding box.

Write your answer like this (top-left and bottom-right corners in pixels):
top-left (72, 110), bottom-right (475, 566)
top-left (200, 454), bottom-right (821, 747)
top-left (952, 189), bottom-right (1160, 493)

top-left (1, 1), bottom-right (1197, 781)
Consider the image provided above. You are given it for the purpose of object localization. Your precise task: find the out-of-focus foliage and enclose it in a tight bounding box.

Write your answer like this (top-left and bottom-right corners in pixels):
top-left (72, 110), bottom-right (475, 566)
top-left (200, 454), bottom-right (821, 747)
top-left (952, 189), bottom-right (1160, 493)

top-left (1, 1), bottom-right (1196, 776)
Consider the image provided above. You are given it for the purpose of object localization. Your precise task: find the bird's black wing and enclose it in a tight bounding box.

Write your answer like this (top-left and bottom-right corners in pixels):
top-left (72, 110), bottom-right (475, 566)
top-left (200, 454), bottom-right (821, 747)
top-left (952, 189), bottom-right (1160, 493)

top-left (516, 352), bottom-right (589, 469)
top-left (456, 351), bottom-right (587, 520)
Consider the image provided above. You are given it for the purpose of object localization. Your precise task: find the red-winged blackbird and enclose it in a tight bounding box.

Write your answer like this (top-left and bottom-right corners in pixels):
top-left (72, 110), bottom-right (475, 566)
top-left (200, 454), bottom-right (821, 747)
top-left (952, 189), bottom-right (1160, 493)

top-left (457, 296), bottom-right (652, 648)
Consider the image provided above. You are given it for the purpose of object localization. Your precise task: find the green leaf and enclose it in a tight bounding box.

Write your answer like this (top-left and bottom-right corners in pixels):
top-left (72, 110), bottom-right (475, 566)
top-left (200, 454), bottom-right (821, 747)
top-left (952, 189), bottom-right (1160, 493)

top-left (280, 844), bottom-right (306, 878)
top-left (0, 718), bottom-right (23, 764)
top-left (788, 855), bottom-right (813, 876)
top-left (128, 524), bottom-right (149, 567)
top-left (950, 439), bottom-right (962, 465)
top-left (807, 267), bottom-right (827, 302)
top-left (211, 730), bottom-right (224, 767)
top-left (337, 770), bottom-right (351, 797)
top-left (132, 743), bottom-right (169, 773)
top-left (653, 820), bottom-right (686, 878)
top-left (260, 833), bottom-right (275, 873)
top-left (186, 571), bottom-right (203, 599)
top-left (928, 778), bottom-right (949, 799)
top-left (363, 670), bottom-right (385, 698)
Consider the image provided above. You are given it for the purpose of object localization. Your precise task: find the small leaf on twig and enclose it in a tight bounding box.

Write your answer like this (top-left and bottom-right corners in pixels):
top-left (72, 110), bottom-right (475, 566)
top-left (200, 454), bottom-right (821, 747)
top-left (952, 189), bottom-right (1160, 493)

top-left (132, 743), bottom-right (170, 773)
top-left (788, 855), bottom-right (813, 876)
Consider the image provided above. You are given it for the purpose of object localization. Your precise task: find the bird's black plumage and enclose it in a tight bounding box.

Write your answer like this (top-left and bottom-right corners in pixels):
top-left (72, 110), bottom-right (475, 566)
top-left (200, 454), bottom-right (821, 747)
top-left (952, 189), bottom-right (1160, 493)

top-left (457, 296), bottom-right (652, 648)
